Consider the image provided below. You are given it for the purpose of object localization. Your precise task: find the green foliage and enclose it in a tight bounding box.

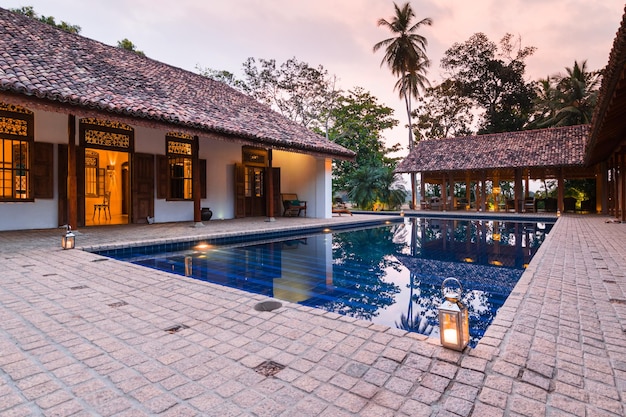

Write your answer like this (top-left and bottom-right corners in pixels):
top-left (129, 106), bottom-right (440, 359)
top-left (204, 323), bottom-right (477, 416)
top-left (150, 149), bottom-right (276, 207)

top-left (413, 79), bottom-right (474, 140)
top-left (346, 164), bottom-right (407, 210)
top-left (239, 57), bottom-right (339, 132)
top-left (529, 60), bottom-right (600, 128)
top-left (195, 66), bottom-right (246, 90)
top-left (117, 38), bottom-right (145, 57)
top-left (325, 87), bottom-right (399, 192)
top-left (441, 33), bottom-right (536, 133)
top-left (374, 2), bottom-right (432, 149)
top-left (10, 6), bottom-right (81, 33)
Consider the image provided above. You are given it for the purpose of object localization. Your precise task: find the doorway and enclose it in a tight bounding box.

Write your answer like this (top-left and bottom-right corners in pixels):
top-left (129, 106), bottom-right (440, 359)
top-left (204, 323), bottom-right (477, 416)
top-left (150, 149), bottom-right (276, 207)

top-left (84, 149), bottom-right (130, 226)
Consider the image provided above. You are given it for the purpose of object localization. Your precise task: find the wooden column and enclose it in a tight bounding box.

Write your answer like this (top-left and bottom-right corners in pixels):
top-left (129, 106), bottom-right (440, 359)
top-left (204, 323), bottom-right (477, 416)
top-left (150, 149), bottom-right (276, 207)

top-left (618, 149), bottom-right (626, 222)
top-left (524, 169), bottom-right (530, 198)
top-left (557, 168), bottom-right (565, 213)
top-left (598, 162), bottom-right (606, 215)
top-left (192, 135), bottom-right (201, 223)
top-left (480, 171), bottom-right (487, 212)
top-left (449, 172), bottom-right (455, 210)
top-left (67, 114), bottom-right (77, 230)
top-left (442, 174), bottom-right (448, 211)
top-left (465, 172), bottom-right (471, 210)
top-left (266, 149), bottom-right (275, 221)
top-left (514, 168), bottom-right (523, 213)
top-left (420, 172), bottom-right (426, 208)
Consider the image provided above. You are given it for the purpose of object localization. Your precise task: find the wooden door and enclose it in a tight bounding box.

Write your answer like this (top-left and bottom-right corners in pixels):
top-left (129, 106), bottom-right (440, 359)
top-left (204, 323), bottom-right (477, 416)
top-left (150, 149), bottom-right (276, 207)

top-left (267, 167), bottom-right (281, 217)
top-left (132, 153), bottom-right (154, 224)
top-left (234, 163), bottom-right (245, 218)
top-left (57, 144), bottom-right (68, 226)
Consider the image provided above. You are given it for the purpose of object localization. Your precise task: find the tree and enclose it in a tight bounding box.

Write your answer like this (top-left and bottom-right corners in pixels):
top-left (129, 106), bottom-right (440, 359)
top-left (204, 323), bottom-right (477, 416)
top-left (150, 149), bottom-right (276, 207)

top-left (374, 2), bottom-right (432, 208)
top-left (346, 165), bottom-right (407, 210)
top-left (239, 57), bottom-right (339, 132)
top-left (413, 79), bottom-right (474, 140)
top-left (10, 6), bottom-right (81, 33)
top-left (196, 66), bottom-right (246, 90)
top-left (530, 60), bottom-right (600, 127)
top-left (325, 87), bottom-right (399, 192)
top-left (441, 33), bottom-right (536, 133)
top-left (117, 38), bottom-right (145, 57)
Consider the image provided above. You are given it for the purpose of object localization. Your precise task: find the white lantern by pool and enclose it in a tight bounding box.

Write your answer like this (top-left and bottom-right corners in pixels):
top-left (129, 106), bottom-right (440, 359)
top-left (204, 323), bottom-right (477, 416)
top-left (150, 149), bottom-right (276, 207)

top-left (438, 277), bottom-right (469, 351)
top-left (62, 225), bottom-right (75, 250)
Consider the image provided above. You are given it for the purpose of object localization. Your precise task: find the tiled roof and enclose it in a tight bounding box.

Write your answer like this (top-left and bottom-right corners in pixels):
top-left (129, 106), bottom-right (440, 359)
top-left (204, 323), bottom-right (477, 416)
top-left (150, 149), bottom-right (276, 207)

top-left (396, 125), bottom-right (589, 173)
top-left (586, 5), bottom-right (626, 165)
top-left (0, 8), bottom-right (354, 160)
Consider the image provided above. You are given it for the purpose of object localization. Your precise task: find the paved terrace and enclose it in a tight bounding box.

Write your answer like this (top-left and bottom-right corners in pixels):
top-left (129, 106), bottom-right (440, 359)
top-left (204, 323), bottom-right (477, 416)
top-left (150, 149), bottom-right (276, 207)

top-left (0, 214), bottom-right (625, 416)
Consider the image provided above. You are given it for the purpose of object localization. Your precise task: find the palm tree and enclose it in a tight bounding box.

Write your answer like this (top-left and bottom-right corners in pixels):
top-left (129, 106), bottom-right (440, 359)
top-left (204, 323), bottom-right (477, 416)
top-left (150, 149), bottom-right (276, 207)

top-left (533, 60), bottom-right (601, 127)
top-left (374, 2), bottom-right (432, 209)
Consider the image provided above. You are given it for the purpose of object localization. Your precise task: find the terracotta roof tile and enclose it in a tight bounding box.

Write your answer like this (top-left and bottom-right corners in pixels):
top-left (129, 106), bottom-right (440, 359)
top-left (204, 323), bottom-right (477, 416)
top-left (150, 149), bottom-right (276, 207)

top-left (396, 125), bottom-right (589, 173)
top-left (0, 8), bottom-right (354, 160)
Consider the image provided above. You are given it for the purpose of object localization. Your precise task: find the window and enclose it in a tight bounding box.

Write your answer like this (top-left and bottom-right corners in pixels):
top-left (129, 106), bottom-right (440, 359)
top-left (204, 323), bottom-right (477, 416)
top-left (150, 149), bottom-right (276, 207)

top-left (166, 134), bottom-right (194, 200)
top-left (0, 103), bottom-right (33, 201)
top-left (245, 167), bottom-right (264, 197)
top-left (85, 150), bottom-right (104, 197)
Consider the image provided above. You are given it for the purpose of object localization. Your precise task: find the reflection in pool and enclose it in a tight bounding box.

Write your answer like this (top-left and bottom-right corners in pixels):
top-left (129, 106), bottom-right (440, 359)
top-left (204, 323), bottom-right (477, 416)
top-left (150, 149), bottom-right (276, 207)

top-left (106, 218), bottom-right (553, 347)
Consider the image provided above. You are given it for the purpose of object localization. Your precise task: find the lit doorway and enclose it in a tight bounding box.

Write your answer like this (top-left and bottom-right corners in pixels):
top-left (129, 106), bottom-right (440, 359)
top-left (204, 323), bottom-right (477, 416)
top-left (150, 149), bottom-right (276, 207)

top-left (85, 149), bottom-right (130, 226)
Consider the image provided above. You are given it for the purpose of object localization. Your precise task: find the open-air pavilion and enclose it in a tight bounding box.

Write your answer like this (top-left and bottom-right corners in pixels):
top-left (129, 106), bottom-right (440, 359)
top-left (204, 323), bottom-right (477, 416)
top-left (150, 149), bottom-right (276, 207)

top-left (396, 9), bottom-right (626, 223)
top-left (396, 124), bottom-right (599, 214)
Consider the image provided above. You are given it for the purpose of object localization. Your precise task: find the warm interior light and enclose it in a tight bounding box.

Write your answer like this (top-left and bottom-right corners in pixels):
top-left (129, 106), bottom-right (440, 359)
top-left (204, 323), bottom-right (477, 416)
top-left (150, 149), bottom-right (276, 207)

top-left (62, 226), bottom-right (75, 250)
top-left (463, 257), bottom-right (474, 263)
top-left (493, 233), bottom-right (501, 241)
top-left (490, 260), bottom-right (503, 266)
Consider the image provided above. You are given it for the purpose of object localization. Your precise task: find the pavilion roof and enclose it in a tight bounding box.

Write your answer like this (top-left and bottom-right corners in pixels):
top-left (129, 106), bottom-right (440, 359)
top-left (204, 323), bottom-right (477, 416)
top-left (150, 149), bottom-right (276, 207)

top-left (586, 5), bottom-right (626, 165)
top-left (0, 8), bottom-right (354, 160)
top-left (396, 125), bottom-right (589, 174)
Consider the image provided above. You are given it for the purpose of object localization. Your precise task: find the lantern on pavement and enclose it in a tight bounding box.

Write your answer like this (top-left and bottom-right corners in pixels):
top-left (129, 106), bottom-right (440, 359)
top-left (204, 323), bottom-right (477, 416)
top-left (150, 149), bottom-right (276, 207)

top-left (438, 277), bottom-right (469, 351)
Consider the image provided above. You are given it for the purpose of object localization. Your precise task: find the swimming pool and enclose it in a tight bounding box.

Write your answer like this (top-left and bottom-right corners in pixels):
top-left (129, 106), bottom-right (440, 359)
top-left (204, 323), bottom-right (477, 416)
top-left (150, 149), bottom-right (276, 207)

top-left (101, 217), bottom-right (553, 347)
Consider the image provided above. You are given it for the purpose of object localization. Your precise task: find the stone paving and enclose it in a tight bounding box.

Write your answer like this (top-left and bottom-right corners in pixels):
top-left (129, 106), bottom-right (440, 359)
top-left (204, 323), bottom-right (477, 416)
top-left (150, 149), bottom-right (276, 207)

top-left (0, 214), bottom-right (624, 416)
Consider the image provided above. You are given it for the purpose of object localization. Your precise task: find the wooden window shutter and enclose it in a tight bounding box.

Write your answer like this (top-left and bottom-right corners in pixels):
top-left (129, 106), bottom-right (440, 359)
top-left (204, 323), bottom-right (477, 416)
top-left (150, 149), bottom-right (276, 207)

top-left (200, 159), bottom-right (207, 199)
top-left (156, 154), bottom-right (168, 199)
top-left (33, 142), bottom-right (54, 198)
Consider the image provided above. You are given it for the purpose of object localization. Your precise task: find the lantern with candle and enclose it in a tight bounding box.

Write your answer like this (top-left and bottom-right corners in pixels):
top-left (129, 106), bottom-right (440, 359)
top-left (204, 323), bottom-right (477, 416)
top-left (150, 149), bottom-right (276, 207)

top-left (438, 277), bottom-right (470, 351)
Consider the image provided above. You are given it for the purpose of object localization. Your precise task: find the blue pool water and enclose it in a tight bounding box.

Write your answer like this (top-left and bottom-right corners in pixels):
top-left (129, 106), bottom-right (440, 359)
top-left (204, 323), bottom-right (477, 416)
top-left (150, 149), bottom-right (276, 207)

top-left (101, 217), bottom-right (553, 347)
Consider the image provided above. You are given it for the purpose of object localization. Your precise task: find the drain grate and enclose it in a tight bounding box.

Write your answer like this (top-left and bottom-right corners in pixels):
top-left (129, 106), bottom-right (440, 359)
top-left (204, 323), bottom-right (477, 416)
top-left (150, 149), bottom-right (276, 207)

top-left (254, 301), bottom-right (283, 312)
top-left (254, 360), bottom-right (285, 377)
top-left (70, 285), bottom-right (88, 290)
top-left (108, 301), bottom-right (128, 308)
top-left (603, 280), bottom-right (617, 284)
top-left (92, 258), bottom-right (109, 262)
top-left (609, 299), bottom-right (626, 305)
top-left (164, 324), bottom-right (189, 334)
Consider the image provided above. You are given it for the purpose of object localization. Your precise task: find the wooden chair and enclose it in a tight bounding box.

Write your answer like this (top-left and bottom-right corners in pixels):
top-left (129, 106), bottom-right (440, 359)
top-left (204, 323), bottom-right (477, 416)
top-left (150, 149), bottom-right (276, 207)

top-left (281, 193), bottom-right (307, 217)
top-left (332, 197), bottom-right (352, 216)
top-left (93, 192), bottom-right (111, 220)
top-left (522, 198), bottom-right (535, 213)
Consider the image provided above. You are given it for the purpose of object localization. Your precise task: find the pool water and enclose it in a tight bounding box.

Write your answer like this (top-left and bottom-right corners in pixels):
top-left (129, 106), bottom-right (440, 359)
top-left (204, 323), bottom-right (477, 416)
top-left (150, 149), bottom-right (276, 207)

top-left (104, 217), bottom-right (553, 347)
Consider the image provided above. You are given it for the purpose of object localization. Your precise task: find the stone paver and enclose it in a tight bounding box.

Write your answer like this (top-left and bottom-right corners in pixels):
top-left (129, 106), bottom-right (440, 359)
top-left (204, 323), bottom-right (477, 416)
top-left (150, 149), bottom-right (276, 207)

top-left (0, 213), bottom-right (625, 415)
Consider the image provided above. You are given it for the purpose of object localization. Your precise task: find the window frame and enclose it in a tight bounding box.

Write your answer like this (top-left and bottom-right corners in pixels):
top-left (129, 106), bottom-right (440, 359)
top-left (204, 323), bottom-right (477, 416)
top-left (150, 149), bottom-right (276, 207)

top-left (165, 135), bottom-right (195, 201)
top-left (0, 103), bottom-right (34, 202)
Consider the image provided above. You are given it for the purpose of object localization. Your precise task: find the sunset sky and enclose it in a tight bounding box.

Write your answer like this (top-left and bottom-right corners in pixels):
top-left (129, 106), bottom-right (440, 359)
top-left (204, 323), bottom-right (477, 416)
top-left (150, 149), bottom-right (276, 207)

top-left (4, 0), bottom-right (625, 151)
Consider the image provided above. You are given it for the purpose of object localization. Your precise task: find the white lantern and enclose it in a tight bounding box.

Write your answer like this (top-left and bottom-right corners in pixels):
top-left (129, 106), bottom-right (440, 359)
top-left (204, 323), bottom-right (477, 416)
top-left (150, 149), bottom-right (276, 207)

top-left (438, 277), bottom-right (469, 351)
top-left (62, 225), bottom-right (75, 250)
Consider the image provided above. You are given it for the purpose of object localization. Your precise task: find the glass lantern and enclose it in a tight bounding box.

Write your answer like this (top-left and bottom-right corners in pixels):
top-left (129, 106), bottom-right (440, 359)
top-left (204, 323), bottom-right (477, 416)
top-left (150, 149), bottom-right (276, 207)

top-left (438, 277), bottom-right (469, 351)
top-left (62, 225), bottom-right (75, 250)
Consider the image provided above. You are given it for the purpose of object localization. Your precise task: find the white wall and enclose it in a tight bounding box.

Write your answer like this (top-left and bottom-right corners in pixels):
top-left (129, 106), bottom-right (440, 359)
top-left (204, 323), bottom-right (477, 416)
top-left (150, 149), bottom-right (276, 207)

top-left (0, 107), bottom-right (334, 230)
top-left (273, 151), bottom-right (331, 218)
